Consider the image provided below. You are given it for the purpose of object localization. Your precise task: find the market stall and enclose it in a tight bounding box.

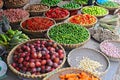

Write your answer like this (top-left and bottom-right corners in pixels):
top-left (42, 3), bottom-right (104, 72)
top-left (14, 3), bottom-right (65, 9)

top-left (0, 0), bottom-right (120, 80)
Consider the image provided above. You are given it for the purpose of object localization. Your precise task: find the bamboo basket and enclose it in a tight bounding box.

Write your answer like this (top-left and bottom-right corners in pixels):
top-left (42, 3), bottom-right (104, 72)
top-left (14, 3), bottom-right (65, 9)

top-left (7, 39), bottom-right (66, 79)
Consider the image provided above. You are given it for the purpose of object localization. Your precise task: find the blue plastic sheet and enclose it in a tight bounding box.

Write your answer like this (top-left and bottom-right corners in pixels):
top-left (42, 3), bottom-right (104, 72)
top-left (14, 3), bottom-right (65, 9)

top-left (97, 0), bottom-right (109, 4)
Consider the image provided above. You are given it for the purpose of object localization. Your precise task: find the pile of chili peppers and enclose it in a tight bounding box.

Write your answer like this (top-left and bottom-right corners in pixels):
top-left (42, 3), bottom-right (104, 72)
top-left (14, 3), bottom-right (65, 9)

top-left (69, 14), bottom-right (97, 26)
top-left (22, 17), bottom-right (55, 31)
top-left (45, 7), bottom-right (69, 19)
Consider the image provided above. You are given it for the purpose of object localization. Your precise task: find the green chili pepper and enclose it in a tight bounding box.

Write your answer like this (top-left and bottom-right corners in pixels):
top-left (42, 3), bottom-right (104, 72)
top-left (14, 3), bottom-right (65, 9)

top-left (48, 23), bottom-right (90, 44)
top-left (62, 2), bottom-right (80, 9)
top-left (41, 0), bottom-right (61, 6)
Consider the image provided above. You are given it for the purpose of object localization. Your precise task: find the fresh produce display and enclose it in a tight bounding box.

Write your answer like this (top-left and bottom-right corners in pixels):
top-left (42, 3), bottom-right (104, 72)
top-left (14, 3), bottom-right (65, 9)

top-left (41, 0), bottom-right (61, 6)
top-left (45, 7), bottom-right (69, 19)
top-left (25, 4), bottom-right (49, 12)
top-left (10, 39), bottom-right (65, 75)
top-left (69, 14), bottom-right (97, 26)
top-left (81, 6), bottom-right (108, 16)
top-left (48, 23), bottom-right (90, 44)
top-left (74, 0), bottom-right (95, 5)
top-left (100, 40), bottom-right (120, 58)
top-left (98, 1), bottom-right (120, 8)
top-left (59, 72), bottom-right (99, 80)
top-left (61, 2), bottom-right (80, 10)
top-left (90, 15), bottom-right (120, 42)
top-left (0, 9), bottom-right (29, 23)
top-left (0, 30), bottom-right (29, 49)
top-left (78, 57), bottom-right (103, 75)
top-left (21, 17), bottom-right (55, 31)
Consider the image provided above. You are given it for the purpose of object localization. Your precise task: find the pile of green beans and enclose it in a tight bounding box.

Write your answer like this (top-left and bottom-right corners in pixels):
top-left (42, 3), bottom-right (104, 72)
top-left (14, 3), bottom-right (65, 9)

top-left (48, 23), bottom-right (90, 44)
top-left (82, 6), bottom-right (108, 16)
top-left (41, 0), bottom-right (61, 6)
top-left (62, 3), bottom-right (80, 10)
top-left (99, 1), bottom-right (120, 8)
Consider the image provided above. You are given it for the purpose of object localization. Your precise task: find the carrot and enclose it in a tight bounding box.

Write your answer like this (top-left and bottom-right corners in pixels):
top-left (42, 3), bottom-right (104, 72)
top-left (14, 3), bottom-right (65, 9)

top-left (59, 71), bottom-right (99, 80)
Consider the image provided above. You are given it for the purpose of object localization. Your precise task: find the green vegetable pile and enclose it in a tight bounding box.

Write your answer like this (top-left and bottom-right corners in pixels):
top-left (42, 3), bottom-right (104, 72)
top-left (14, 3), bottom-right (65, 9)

top-left (82, 6), bottom-right (108, 16)
top-left (99, 1), bottom-right (120, 8)
top-left (0, 29), bottom-right (29, 49)
top-left (62, 3), bottom-right (80, 10)
top-left (48, 23), bottom-right (90, 44)
top-left (74, 0), bottom-right (95, 5)
top-left (41, 0), bottom-right (61, 6)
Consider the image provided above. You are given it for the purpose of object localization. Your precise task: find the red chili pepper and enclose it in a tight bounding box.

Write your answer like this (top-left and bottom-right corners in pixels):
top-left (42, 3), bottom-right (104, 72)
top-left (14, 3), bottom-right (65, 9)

top-left (69, 14), bottom-right (97, 26)
top-left (22, 17), bottom-right (54, 31)
top-left (45, 7), bottom-right (69, 19)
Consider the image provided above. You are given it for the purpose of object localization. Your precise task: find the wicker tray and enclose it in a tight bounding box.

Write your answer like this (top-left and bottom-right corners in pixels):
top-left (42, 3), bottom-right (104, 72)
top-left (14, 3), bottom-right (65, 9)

top-left (20, 17), bottom-right (56, 38)
top-left (47, 23), bottom-right (90, 49)
top-left (7, 39), bottom-right (66, 79)
top-left (24, 4), bottom-right (50, 16)
top-left (100, 40), bottom-right (120, 61)
top-left (67, 48), bottom-right (110, 76)
top-left (43, 67), bottom-right (101, 80)
top-left (66, 14), bottom-right (98, 28)
top-left (4, 0), bottom-right (29, 9)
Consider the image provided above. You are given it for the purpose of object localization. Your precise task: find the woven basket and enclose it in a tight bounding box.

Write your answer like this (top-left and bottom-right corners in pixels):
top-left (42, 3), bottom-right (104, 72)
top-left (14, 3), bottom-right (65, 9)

top-left (47, 23), bottom-right (90, 49)
top-left (4, 0), bottom-right (29, 9)
top-left (67, 14), bottom-right (98, 28)
top-left (43, 67), bottom-right (101, 80)
top-left (67, 47), bottom-right (110, 76)
top-left (100, 40), bottom-right (120, 61)
top-left (96, 2), bottom-right (120, 11)
top-left (96, 2), bottom-right (120, 14)
top-left (7, 39), bottom-right (66, 79)
top-left (24, 4), bottom-right (50, 16)
top-left (20, 17), bottom-right (56, 38)
top-left (81, 6), bottom-right (109, 19)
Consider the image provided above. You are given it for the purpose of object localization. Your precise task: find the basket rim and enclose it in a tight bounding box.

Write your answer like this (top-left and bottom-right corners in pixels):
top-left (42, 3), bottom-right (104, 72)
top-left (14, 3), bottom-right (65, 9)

top-left (100, 40), bottom-right (120, 60)
top-left (44, 9), bottom-right (70, 21)
top-left (67, 47), bottom-right (110, 76)
top-left (7, 38), bottom-right (66, 78)
top-left (47, 23), bottom-right (90, 47)
top-left (81, 6), bottom-right (109, 18)
top-left (43, 67), bottom-right (101, 80)
top-left (67, 14), bottom-right (98, 27)
top-left (20, 16), bottom-right (56, 33)
top-left (24, 3), bottom-right (50, 13)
